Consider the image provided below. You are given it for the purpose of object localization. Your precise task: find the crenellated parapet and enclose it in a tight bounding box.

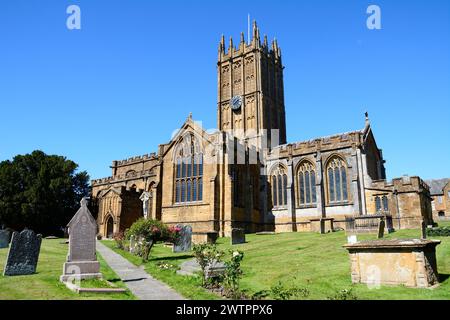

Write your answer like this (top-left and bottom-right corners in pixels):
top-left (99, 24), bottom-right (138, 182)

top-left (112, 153), bottom-right (158, 167)
top-left (91, 168), bottom-right (157, 186)
top-left (267, 130), bottom-right (363, 159)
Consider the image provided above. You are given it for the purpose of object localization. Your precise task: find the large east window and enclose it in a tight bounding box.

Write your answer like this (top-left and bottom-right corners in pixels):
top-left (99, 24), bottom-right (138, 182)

top-left (174, 135), bottom-right (203, 204)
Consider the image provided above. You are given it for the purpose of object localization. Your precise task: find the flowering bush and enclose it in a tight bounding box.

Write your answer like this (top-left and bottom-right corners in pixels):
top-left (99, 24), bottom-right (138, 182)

top-left (223, 250), bottom-right (244, 299)
top-left (125, 218), bottom-right (175, 262)
top-left (192, 243), bottom-right (225, 287)
top-left (167, 226), bottom-right (182, 243)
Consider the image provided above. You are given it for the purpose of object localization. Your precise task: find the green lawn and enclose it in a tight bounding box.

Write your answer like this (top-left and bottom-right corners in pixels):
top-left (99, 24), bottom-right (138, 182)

top-left (0, 239), bottom-right (135, 300)
top-left (103, 223), bottom-right (450, 300)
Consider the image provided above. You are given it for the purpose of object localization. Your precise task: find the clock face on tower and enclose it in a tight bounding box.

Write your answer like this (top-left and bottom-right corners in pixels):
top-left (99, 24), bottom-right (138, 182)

top-left (230, 95), bottom-right (243, 111)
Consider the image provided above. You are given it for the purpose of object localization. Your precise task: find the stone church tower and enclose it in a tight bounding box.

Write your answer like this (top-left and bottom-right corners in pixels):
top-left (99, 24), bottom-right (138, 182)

top-left (217, 21), bottom-right (287, 148)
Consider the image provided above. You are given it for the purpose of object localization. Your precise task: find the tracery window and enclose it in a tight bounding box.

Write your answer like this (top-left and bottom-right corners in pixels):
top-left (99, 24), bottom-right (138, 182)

top-left (174, 134), bottom-right (203, 204)
top-left (297, 161), bottom-right (316, 206)
top-left (327, 156), bottom-right (348, 204)
top-left (375, 195), bottom-right (389, 212)
top-left (271, 165), bottom-right (288, 208)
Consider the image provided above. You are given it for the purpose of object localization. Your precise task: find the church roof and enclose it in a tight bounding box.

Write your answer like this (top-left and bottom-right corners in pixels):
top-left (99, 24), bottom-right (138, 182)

top-left (424, 178), bottom-right (450, 195)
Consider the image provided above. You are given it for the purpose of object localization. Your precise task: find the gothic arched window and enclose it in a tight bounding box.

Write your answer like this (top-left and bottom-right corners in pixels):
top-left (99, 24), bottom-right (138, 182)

top-left (271, 165), bottom-right (288, 208)
top-left (174, 134), bottom-right (203, 204)
top-left (326, 156), bottom-right (348, 204)
top-left (297, 161), bottom-right (317, 206)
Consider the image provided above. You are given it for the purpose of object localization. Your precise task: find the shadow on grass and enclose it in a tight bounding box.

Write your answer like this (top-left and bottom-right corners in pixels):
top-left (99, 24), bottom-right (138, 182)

top-left (438, 273), bottom-right (450, 283)
top-left (150, 255), bottom-right (193, 262)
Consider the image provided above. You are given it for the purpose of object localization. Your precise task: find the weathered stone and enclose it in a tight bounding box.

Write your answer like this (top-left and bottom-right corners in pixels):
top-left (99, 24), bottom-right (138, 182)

top-left (343, 239), bottom-right (441, 288)
top-left (173, 225), bottom-right (192, 253)
top-left (421, 221), bottom-right (427, 239)
top-left (0, 229), bottom-right (11, 248)
top-left (205, 260), bottom-right (227, 280)
top-left (3, 229), bottom-right (42, 276)
top-left (60, 198), bottom-right (101, 282)
top-left (231, 228), bottom-right (245, 245)
top-left (377, 218), bottom-right (385, 239)
top-left (129, 235), bottom-right (136, 254)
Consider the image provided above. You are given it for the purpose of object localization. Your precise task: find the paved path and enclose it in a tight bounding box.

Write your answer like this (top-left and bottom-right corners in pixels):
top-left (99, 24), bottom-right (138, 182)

top-left (96, 241), bottom-right (185, 300)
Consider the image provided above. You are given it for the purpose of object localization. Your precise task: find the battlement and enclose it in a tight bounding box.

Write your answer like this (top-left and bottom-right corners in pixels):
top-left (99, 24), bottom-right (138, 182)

top-left (268, 130), bottom-right (362, 158)
top-left (113, 153), bottom-right (158, 167)
top-left (218, 21), bottom-right (282, 62)
top-left (91, 168), bottom-right (156, 186)
top-left (371, 176), bottom-right (430, 193)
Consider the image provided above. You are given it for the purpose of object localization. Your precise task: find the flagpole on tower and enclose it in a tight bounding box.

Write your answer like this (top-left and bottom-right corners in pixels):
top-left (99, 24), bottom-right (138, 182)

top-left (248, 14), bottom-right (250, 45)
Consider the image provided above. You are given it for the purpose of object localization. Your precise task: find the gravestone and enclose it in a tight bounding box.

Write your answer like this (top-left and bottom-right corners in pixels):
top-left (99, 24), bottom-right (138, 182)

top-left (377, 218), bottom-right (385, 239)
top-left (60, 198), bottom-right (102, 282)
top-left (173, 225), bottom-right (192, 253)
top-left (421, 221), bottom-right (427, 239)
top-left (129, 235), bottom-right (136, 254)
top-left (3, 229), bottom-right (42, 276)
top-left (0, 229), bottom-right (11, 249)
top-left (231, 228), bottom-right (245, 245)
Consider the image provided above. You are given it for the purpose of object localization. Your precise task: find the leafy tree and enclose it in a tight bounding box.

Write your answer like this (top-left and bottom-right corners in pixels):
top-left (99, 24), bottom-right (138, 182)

top-left (0, 150), bottom-right (89, 235)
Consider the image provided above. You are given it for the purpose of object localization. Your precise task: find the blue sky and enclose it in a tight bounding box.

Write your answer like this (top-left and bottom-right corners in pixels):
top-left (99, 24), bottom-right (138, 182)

top-left (0, 0), bottom-right (449, 181)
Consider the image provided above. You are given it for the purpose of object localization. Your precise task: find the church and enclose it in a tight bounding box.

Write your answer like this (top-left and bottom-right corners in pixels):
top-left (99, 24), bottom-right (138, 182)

top-left (91, 22), bottom-right (433, 240)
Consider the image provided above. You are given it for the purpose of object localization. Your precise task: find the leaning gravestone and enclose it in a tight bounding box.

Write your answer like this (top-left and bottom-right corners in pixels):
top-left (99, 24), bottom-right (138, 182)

top-left (173, 225), bottom-right (192, 253)
top-left (129, 235), bottom-right (136, 254)
top-left (3, 229), bottom-right (42, 276)
top-left (377, 218), bottom-right (385, 239)
top-left (231, 228), bottom-right (246, 245)
top-left (421, 221), bottom-right (427, 239)
top-left (60, 198), bottom-right (102, 282)
top-left (0, 229), bottom-right (11, 249)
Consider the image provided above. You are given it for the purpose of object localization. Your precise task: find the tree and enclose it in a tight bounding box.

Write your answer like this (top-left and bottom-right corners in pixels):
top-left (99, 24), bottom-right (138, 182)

top-left (0, 150), bottom-right (90, 235)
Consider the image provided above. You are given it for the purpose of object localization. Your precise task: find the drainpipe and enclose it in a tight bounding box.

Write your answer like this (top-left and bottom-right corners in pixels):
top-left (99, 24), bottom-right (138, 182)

top-left (394, 189), bottom-right (401, 230)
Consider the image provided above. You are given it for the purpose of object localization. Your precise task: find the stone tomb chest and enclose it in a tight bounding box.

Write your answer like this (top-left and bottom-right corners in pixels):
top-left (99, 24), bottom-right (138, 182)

top-left (343, 239), bottom-right (441, 288)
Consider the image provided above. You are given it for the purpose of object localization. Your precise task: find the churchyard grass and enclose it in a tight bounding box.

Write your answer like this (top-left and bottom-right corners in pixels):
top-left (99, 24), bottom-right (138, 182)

top-left (103, 224), bottom-right (450, 300)
top-left (0, 239), bottom-right (135, 300)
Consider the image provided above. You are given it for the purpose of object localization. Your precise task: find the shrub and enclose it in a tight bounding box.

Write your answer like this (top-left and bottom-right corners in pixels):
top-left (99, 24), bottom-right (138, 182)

top-left (223, 250), bottom-right (245, 299)
top-left (268, 281), bottom-right (310, 300)
top-left (327, 288), bottom-right (358, 300)
top-left (112, 231), bottom-right (125, 250)
top-left (427, 226), bottom-right (450, 237)
top-left (125, 218), bottom-right (180, 262)
top-left (192, 243), bottom-right (224, 287)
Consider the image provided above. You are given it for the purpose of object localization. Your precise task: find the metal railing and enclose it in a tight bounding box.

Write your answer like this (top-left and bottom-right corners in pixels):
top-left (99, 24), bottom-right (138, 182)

top-left (345, 213), bottom-right (394, 234)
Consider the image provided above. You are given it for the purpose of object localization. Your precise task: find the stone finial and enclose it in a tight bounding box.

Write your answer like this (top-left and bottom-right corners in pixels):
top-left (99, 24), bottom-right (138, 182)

top-left (80, 197), bottom-right (89, 207)
top-left (240, 32), bottom-right (245, 44)
top-left (188, 112), bottom-right (192, 120)
top-left (365, 111), bottom-right (370, 124)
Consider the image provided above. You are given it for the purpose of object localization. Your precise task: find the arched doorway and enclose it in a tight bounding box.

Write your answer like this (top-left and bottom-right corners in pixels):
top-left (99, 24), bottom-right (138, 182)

top-left (106, 216), bottom-right (114, 238)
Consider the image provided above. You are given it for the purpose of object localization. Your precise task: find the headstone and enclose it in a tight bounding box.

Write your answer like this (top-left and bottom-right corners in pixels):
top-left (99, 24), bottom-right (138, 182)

top-left (231, 228), bottom-right (245, 245)
top-left (129, 235), bottom-right (136, 254)
top-left (60, 198), bottom-right (102, 282)
top-left (173, 225), bottom-right (192, 253)
top-left (347, 235), bottom-right (358, 244)
top-left (421, 221), bottom-right (427, 239)
top-left (0, 229), bottom-right (11, 249)
top-left (3, 229), bottom-right (42, 276)
top-left (205, 260), bottom-right (227, 280)
top-left (377, 218), bottom-right (385, 239)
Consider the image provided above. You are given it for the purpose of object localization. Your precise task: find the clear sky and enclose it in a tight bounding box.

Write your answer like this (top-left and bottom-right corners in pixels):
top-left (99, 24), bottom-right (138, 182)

top-left (0, 0), bottom-right (449, 181)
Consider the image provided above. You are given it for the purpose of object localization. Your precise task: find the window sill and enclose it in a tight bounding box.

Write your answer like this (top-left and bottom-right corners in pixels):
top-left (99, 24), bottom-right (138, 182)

top-left (326, 201), bottom-right (353, 207)
top-left (172, 201), bottom-right (206, 207)
top-left (296, 205), bottom-right (318, 209)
